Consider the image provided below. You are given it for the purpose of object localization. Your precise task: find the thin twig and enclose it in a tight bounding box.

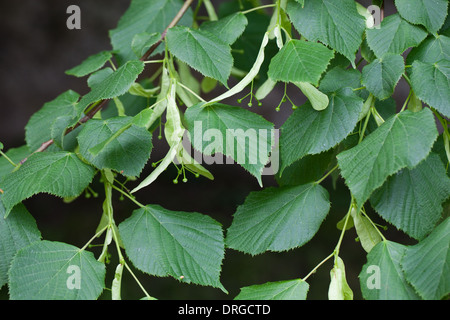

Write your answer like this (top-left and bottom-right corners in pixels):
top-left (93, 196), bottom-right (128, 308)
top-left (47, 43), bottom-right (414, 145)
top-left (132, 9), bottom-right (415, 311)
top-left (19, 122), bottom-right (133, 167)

top-left (20, 98), bottom-right (110, 164)
top-left (140, 0), bottom-right (194, 62)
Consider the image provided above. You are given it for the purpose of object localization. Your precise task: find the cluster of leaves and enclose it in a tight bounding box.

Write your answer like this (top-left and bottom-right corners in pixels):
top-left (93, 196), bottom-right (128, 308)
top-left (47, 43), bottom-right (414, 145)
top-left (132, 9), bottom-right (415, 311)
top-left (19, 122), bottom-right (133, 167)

top-left (1, 0), bottom-right (449, 300)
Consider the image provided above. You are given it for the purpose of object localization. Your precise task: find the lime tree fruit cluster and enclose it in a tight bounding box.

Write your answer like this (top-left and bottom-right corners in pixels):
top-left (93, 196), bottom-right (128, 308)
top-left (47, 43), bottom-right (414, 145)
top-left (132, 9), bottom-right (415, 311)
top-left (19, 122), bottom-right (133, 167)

top-left (1, 0), bottom-right (449, 300)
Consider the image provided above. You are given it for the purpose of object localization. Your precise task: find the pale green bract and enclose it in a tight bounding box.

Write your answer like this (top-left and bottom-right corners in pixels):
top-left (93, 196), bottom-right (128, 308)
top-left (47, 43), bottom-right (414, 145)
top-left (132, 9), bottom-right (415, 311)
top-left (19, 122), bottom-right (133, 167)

top-left (350, 207), bottom-right (381, 253)
top-left (328, 256), bottom-right (353, 300)
top-left (111, 263), bottom-right (124, 300)
top-left (132, 81), bottom-right (179, 192)
top-left (294, 82), bottom-right (329, 111)
top-left (207, 32), bottom-right (269, 105)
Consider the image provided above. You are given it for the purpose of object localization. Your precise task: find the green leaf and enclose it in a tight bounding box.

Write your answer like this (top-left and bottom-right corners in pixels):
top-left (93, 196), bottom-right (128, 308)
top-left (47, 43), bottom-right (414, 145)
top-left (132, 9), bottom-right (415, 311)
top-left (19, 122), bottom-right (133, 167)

top-left (184, 103), bottom-right (274, 186)
top-left (118, 204), bottom-right (226, 292)
top-left (87, 68), bottom-right (114, 88)
top-left (75, 60), bottom-right (145, 116)
top-left (131, 32), bottom-right (161, 58)
top-left (279, 88), bottom-right (363, 174)
top-left (371, 153), bottom-right (450, 240)
top-left (0, 146), bottom-right (30, 179)
top-left (0, 201), bottom-right (41, 288)
top-left (361, 53), bottom-right (405, 100)
top-left (235, 279), bottom-right (309, 300)
top-left (406, 35), bottom-right (450, 65)
top-left (410, 60), bottom-right (450, 118)
top-left (366, 14), bottom-right (428, 58)
top-left (25, 90), bottom-right (80, 151)
top-left (401, 218), bottom-right (450, 300)
top-left (276, 150), bottom-right (334, 187)
top-left (166, 26), bottom-right (233, 86)
top-left (337, 108), bottom-right (438, 208)
top-left (200, 12), bottom-right (248, 45)
top-left (77, 116), bottom-right (153, 177)
top-left (286, 0), bottom-right (365, 65)
top-left (226, 183), bottom-right (330, 255)
top-left (395, 0), bottom-right (449, 34)
top-left (328, 256), bottom-right (353, 300)
top-left (268, 39), bottom-right (334, 85)
top-left (0, 152), bottom-right (96, 216)
top-left (440, 7), bottom-right (450, 36)
top-left (359, 240), bottom-right (421, 300)
top-left (8, 240), bottom-right (105, 300)
top-left (360, 38), bottom-right (376, 64)
top-left (319, 66), bottom-right (362, 94)
top-left (109, 0), bottom-right (193, 64)
top-left (65, 51), bottom-right (112, 77)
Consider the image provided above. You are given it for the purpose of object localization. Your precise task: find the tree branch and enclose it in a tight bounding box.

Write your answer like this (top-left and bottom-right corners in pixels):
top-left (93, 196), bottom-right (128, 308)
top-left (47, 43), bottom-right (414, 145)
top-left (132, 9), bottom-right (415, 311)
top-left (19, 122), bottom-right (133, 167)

top-left (140, 0), bottom-right (194, 61)
top-left (20, 0), bottom-right (194, 164)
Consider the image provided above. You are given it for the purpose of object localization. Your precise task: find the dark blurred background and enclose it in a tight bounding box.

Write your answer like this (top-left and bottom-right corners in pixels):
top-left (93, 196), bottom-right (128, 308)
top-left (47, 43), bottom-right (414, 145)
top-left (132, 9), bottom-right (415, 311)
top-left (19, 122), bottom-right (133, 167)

top-left (0, 0), bottom-right (414, 300)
